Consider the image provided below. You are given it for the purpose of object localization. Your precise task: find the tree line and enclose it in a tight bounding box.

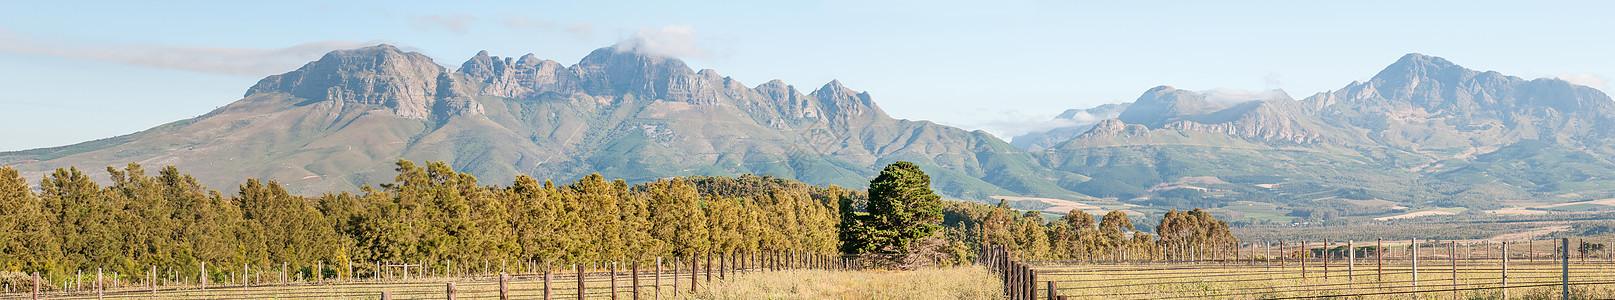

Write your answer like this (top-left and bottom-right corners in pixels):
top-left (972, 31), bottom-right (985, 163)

top-left (0, 160), bottom-right (844, 283)
top-left (0, 159), bottom-right (1239, 283)
top-left (927, 201), bottom-right (1238, 262)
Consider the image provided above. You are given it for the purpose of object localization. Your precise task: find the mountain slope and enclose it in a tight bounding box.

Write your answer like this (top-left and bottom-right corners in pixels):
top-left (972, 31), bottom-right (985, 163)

top-left (0, 45), bottom-right (1088, 203)
top-left (1032, 53), bottom-right (1615, 218)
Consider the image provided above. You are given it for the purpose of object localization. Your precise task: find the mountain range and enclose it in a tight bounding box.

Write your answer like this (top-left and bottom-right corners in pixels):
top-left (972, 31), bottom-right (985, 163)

top-left (0, 44), bottom-right (1083, 202)
top-left (6, 46), bottom-right (1614, 220)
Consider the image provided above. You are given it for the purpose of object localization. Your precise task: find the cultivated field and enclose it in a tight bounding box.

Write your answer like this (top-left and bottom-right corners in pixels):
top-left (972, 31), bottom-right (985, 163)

top-left (989, 239), bottom-right (1615, 300)
top-left (1032, 260), bottom-right (1615, 299)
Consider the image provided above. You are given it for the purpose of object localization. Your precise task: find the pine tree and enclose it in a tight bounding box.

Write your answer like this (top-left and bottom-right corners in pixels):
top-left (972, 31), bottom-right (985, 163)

top-left (847, 161), bottom-right (944, 255)
top-left (0, 166), bottom-right (60, 274)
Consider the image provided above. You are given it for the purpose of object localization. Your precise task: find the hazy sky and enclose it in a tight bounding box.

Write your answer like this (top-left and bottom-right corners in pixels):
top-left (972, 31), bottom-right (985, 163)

top-left (2, 0), bottom-right (1612, 151)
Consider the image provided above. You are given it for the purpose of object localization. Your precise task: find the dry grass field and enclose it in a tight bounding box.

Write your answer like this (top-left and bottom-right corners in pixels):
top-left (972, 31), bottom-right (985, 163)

top-left (6, 266), bottom-right (1002, 299)
top-left (686, 266), bottom-right (1001, 300)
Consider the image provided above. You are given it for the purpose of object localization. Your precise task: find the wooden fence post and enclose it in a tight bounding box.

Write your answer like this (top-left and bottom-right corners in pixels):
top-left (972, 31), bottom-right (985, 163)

top-left (704, 252), bottom-right (712, 285)
top-left (544, 264), bottom-right (553, 300)
top-left (690, 253), bottom-right (699, 293)
top-left (655, 257), bottom-right (662, 300)
top-left (1024, 263), bottom-right (1035, 300)
top-left (633, 260), bottom-right (641, 300)
top-left (1502, 241), bottom-right (1509, 300)
top-left (1376, 238), bottom-right (1383, 282)
top-left (610, 262), bottom-right (620, 300)
top-left (381, 291), bottom-right (392, 300)
top-left (1451, 241), bottom-right (1458, 299)
top-left (1008, 262), bottom-right (1018, 299)
top-left (499, 273), bottom-right (509, 300)
top-left (1014, 263), bottom-right (1023, 300)
top-left (1005, 260), bottom-right (1014, 299)
top-left (1047, 280), bottom-right (1057, 300)
top-left (447, 282), bottom-right (458, 300)
top-left (1000, 246), bottom-right (1009, 297)
top-left (1562, 238), bottom-right (1570, 300)
top-left (576, 264), bottom-right (585, 300)
top-left (673, 256), bottom-right (681, 297)
top-left (1411, 238), bottom-right (1418, 288)
top-left (31, 272), bottom-right (38, 300)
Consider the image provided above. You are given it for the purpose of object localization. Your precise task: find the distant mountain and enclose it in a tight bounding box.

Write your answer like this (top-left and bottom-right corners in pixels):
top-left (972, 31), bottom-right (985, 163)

top-left (1010, 103), bottom-right (1129, 151)
top-left (7, 48), bottom-right (1613, 219)
top-left (0, 45), bottom-right (1088, 203)
top-left (1031, 53), bottom-right (1615, 217)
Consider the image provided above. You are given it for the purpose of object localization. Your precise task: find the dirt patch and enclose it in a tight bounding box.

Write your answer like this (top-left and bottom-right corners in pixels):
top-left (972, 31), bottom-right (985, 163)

top-left (1339, 199), bottom-right (1399, 207)
top-left (1487, 198), bottom-right (1615, 215)
top-left (1176, 176), bottom-right (1228, 185)
top-left (1541, 198), bottom-right (1615, 208)
top-left (1486, 207), bottom-right (1550, 215)
top-left (1484, 226), bottom-right (1571, 242)
top-left (1373, 210), bottom-right (1456, 221)
top-left (994, 196), bottom-right (1100, 214)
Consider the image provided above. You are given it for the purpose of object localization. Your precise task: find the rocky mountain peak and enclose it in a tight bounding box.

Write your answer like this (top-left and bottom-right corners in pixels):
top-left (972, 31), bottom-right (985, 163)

top-left (1115, 85), bottom-right (1211, 127)
top-left (809, 80), bottom-right (886, 123)
top-left (244, 44), bottom-right (455, 120)
top-left (1369, 53), bottom-right (1483, 90)
top-left (572, 47), bottom-right (720, 104)
top-left (754, 79), bottom-right (796, 101)
top-left (458, 51), bottom-right (580, 99)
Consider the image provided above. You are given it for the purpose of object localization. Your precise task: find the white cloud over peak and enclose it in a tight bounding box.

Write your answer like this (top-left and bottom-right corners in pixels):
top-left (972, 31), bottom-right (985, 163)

top-left (944, 106), bottom-right (1124, 140)
top-left (612, 25), bottom-right (712, 59)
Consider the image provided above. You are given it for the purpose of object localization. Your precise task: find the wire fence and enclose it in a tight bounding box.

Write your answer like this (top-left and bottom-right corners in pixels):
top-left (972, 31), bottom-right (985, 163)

top-left (984, 237), bottom-right (1615, 299)
top-left (3, 250), bottom-right (859, 299)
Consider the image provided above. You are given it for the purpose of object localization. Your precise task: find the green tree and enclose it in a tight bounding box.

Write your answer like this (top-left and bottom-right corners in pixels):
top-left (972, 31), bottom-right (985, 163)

top-left (1098, 210), bottom-right (1134, 253)
top-left (236, 178), bottom-right (337, 266)
top-left (844, 161), bottom-right (944, 255)
top-left (0, 166), bottom-right (60, 274)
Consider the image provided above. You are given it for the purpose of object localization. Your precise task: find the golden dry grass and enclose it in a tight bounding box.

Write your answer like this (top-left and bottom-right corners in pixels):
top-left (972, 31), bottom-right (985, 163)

top-left (686, 266), bottom-right (1003, 300)
top-left (10, 266), bottom-right (1003, 299)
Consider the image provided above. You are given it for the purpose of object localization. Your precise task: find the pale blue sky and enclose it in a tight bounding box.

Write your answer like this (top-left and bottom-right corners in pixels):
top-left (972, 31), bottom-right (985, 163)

top-left (2, 0), bottom-right (1611, 151)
